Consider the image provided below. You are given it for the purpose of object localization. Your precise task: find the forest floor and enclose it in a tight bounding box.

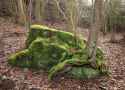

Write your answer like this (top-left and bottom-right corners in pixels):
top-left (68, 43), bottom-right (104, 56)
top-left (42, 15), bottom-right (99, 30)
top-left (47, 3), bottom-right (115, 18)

top-left (0, 17), bottom-right (125, 90)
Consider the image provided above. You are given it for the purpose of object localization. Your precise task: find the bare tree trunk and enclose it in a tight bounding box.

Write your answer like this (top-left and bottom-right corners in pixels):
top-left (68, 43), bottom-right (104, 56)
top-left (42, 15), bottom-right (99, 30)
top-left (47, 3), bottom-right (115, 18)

top-left (34, 0), bottom-right (45, 23)
top-left (109, 0), bottom-right (121, 42)
top-left (17, 0), bottom-right (27, 25)
top-left (110, 25), bottom-right (116, 43)
top-left (87, 0), bottom-right (103, 67)
top-left (65, 0), bottom-right (78, 33)
top-left (28, 0), bottom-right (33, 26)
top-left (34, 0), bottom-right (41, 23)
top-left (54, 0), bottom-right (78, 34)
top-left (102, 0), bottom-right (108, 35)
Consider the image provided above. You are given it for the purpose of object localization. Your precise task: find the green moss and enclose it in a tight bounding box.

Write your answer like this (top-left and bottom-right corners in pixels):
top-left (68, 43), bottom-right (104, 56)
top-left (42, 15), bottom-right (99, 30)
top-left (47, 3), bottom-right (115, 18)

top-left (8, 49), bottom-right (32, 68)
top-left (8, 24), bottom-right (107, 80)
top-left (29, 37), bottom-right (68, 70)
top-left (68, 67), bottom-right (100, 79)
top-left (27, 25), bottom-right (85, 49)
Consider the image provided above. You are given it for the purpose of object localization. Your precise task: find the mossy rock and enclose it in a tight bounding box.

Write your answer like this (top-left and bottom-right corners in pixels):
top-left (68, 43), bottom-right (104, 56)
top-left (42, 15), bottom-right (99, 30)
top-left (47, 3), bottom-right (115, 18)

top-left (68, 67), bottom-right (100, 79)
top-left (26, 25), bottom-right (85, 49)
top-left (8, 25), bottom-right (107, 80)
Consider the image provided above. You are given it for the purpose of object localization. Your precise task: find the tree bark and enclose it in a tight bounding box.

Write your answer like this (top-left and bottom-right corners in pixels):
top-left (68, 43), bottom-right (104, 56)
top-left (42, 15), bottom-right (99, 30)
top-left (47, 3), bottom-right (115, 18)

top-left (34, 0), bottom-right (41, 23)
top-left (17, 0), bottom-right (27, 25)
top-left (87, 0), bottom-right (103, 67)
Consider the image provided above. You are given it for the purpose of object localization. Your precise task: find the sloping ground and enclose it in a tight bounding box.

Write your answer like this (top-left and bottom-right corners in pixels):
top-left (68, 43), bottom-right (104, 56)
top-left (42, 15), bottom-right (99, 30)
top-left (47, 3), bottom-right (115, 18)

top-left (0, 17), bottom-right (125, 90)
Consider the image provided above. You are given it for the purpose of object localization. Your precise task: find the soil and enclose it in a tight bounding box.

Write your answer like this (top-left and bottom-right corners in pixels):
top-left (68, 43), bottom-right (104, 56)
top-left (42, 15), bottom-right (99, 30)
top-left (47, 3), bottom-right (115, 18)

top-left (0, 17), bottom-right (125, 90)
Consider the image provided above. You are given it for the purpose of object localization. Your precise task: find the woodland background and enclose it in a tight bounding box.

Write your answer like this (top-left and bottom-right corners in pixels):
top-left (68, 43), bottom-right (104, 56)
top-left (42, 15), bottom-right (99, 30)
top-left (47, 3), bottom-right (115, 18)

top-left (0, 0), bottom-right (125, 90)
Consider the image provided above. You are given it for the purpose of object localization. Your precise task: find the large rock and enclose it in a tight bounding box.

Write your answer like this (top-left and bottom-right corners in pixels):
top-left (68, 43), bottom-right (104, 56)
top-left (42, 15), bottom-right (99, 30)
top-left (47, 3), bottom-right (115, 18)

top-left (8, 25), bottom-right (107, 80)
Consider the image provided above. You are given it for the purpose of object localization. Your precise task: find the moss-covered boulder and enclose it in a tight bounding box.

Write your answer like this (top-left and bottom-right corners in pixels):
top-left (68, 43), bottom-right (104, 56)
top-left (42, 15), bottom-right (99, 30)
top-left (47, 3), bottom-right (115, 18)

top-left (8, 25), bottom-right (107, 80)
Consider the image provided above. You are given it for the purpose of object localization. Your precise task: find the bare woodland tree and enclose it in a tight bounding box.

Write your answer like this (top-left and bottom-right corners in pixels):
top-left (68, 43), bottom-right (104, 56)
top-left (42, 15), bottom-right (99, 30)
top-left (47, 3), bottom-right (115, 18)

top-left (54, 0), bottom-right (78, 34)
top-left (17, 0), bottom-right (27, 24)
top-left (109, 0), bottom-right (121, 42)
top-left (87, 0), bottom-right (103, 67)
top-left (34, 0), bottom-right (45, 23)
